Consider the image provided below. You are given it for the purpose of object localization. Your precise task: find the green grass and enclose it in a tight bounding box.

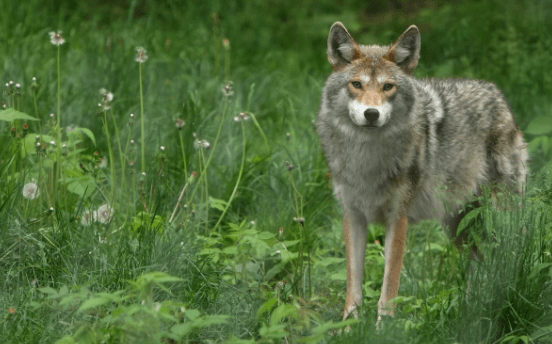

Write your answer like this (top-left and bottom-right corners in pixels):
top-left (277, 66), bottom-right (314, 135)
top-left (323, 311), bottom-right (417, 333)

top-left (1, 0), bottom-right (552, 343)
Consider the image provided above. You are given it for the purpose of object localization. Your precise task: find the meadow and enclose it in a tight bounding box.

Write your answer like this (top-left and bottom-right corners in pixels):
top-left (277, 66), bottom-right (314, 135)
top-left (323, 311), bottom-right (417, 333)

top-left (1, 0), bottom-right (552, 343)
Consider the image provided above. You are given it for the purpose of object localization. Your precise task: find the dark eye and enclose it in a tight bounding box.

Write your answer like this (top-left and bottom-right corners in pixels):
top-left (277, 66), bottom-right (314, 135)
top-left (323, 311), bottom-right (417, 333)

top-left (383, 83), bottom-right (394, 91)
top-left (351, 81), bottom-right (362, 89)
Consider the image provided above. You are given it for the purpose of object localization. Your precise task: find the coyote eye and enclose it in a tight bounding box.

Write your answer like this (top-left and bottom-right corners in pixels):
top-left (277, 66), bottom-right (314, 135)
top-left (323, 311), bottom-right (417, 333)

top-left (351, 81), bottom-right (362, 89)
top-left (383, 83), bottom-right (394, 91)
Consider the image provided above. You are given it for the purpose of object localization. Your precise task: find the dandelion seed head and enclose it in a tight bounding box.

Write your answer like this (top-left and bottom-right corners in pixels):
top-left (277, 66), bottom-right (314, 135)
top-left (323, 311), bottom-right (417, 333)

top-left (222, 81), bottom-right (234, 96)
top-left (22, 182), bottom-right (40, 200)
top-left (135, 46), bottom-right (148, 63)
top-left (130, 140), bottom-right (135, 144)
top-left (222, 38), bottom-right (230, 50)
top-left (49, 31), bottom-right (65, 46)
top-left (142, 172), bottom-right (146, 177)
top-left (95, 204), bottom-right (114, 224)
top-left (49, 113), bottom-right (54, 118)
top-left (175, 118), bottom-right (185, 129)
top-left (293, 217), bottom-right (305, 225)
top-left (81, 210), bottom-right (94, 226)
top-left (98, 157), bottom-right (107, 169)
top-left (32, 77), bottom-right (36, 81)
top-left (160, 146), bottom-right (165, 151)
top-left (234, 112), bottom-right (250, 122)
top-left (130, 113), bottom-right (134, 118)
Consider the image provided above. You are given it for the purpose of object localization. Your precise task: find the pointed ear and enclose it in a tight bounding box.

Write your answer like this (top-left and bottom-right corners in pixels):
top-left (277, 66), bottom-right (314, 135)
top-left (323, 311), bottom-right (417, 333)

top-left (384, 25), bottom-right (420, 74)
top-left (327, 22), bottom-right (361, 68)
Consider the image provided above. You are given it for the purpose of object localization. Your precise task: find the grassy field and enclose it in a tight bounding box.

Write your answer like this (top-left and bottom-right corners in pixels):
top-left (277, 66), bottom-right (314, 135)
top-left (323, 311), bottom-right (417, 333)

top-left (1, 0), bottom-right (552, 343)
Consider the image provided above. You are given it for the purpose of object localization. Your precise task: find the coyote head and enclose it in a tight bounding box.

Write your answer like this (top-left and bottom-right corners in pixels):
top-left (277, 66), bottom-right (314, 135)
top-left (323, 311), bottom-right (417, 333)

top-left (326, 23), bottom-right (420, 128)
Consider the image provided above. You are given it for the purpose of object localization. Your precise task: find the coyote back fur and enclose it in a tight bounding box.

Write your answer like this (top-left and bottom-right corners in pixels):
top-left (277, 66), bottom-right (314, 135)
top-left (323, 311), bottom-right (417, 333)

top-left (316, 22), bottom-right (528, 325)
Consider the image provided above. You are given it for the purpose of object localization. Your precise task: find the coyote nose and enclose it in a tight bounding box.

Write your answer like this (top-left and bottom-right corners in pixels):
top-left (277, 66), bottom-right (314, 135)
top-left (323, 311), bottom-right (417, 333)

top-left (364, 109), bottom-right (379, 124)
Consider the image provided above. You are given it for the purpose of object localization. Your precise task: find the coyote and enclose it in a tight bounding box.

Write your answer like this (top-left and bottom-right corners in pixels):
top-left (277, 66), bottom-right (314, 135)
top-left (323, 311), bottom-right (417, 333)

top-left (316, 22), bottom-right (528, 325)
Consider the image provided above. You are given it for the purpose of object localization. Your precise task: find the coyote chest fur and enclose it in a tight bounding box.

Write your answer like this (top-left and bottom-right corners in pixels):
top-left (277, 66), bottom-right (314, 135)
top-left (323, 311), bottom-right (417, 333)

top-left (316, 22), bottom-right (528, 326)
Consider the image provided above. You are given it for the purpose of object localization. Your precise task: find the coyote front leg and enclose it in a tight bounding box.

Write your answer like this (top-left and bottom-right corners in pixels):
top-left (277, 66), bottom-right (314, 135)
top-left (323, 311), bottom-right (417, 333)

top-left (343, 209), bottom-right (368, 320)
top-left (376, 213), bottom-right (408, 327)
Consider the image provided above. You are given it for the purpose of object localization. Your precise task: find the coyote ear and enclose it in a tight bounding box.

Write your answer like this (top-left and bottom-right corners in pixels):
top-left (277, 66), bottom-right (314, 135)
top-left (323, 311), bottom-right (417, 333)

top-left (327, 22), bottom-right (361, 68)
top-left (384, 25), bottom-right (420, 74)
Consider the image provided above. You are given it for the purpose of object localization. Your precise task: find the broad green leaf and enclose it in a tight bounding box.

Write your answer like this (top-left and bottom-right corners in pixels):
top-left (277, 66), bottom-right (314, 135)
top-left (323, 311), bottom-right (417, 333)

top-left (38, 287), bottom-right (58, 295)
top-left (427, 243), bottom-right (444, 252)
top-left (0, 109), bottom-right (39, 122)
top-left (256, 298), bottom-right (277, 319)
top-left (257, 231), bottom-right (275, 240)
top-left (224, 336), bottom-right (255, 344)
top-left (222, 246), bottom-right (239, 254)
top-left (265, 263), bottom-right (284, 281)
top-left (66, 175), bottom-right (97, 198)
top-left (314, 257), bottom-right (345, 267)
top-left (526, 115), bottom-right (552, 135)
top-left (200, 247), bottom-right (222, 255)
top-left (74, 127), bottom-right (96, 146)
top-left (297, 319), bottom-right (358, 343)
top-left (77, 297), bottom-right (111, 312)
top-left (171, 323), bottom-right (193, 337)
top-left (209, 196), bottom-right (228, 211)
top-left (195, 314), bottom-right (228, 326)
top-left (270, 304), bottom-right (297, 326)
top-left (185, 309), bottom-right (200, 320)
top-left (456, 208), bottom-right (482, 235)
top-left (528, 263), bottom-right (552, 280)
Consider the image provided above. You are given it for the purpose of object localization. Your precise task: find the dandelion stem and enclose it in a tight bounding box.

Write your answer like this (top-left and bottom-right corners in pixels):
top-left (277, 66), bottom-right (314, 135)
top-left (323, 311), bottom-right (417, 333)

top-left (169, 181), bottom-right (190, 223)
top-left (110, 109), bottom-right (125, 191)
top-left (178, 131), bottom-right (188, 180)
top-left (139, 63), bottom-right (145, 173)
top-left (54, 44), bottom-right (62, 206)
top-left (187, 97), bottom-right (228, 204)
top-left (57, 44), bottom-right (61, 138)
top-left (248, 112), bottom-right (270, 155)
top-left (32, 89), bottom-right (41, 134)
top-left (211, 120), bottom-right (246, 233)
top-left (102, 115), bottom-right (116, 201)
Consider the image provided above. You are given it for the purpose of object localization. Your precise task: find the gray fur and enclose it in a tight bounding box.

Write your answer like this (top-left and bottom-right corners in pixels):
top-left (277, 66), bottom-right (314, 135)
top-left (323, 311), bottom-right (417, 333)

top-left (318, 23), bottom-right (528, 323)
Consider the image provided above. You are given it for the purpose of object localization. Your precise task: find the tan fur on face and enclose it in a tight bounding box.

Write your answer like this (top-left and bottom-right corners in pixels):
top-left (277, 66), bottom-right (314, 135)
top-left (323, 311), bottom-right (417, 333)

top-left (347, 61), bottom-right (397, 107)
